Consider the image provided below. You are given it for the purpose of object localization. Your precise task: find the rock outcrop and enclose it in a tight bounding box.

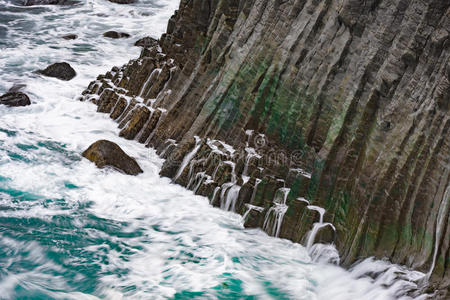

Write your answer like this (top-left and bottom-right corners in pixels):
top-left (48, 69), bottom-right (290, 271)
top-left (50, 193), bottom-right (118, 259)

top-left (80, 0), bottom-right (450, 296)
top-left (108, 0), bottom-right (135, 4)
top-left (134, 37), bottom-right (158, 48)
top-left (62, 34), bottom-right (78, 40)
top-left (22, 0), bottom-right (73, 5)
top-left (82, 140), bottom-right (143, 175)
top-left (0, 92), bottom-right (31, 107)
top-left (37, 62), bottom-right (76, 81)
top-left (103, 31), bottom-right (131, 39)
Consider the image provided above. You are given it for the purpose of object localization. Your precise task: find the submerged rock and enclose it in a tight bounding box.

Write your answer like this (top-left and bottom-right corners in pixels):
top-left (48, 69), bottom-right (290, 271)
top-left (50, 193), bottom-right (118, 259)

top-left (103, 31), bottom-right (131, 39)
top-left (82, 140), bottom-right (143, 175)
top-left (134, 37), bottom-right (158, 48)
top-left (22, 0), bottom-right (71, 5)
top-left (0, 92), bottom-right (31, 107)
top-left (36, 62), bottom-right (76, 81)
top-left (8, 84), bottom-right (27, 92)
top-left (62, 34), bottom-right (78, 40)
top-left (107, 0), bottom-right (135, 3)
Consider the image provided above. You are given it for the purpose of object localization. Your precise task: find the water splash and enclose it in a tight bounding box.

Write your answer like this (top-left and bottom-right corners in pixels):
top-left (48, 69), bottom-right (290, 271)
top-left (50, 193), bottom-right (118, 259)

top-left (220, 184), bottom-right (241, 212)
top-left (210, 186), bottom-right (220, 204)
top-left (262, 188), bottom-right (290, 237)
top-left (160, 139), bottom-right (177, 157)
top-left (139, 68), bottom-right (162, 97)
top-left (242, 204), bottom-right (264, 221)
top-left (249, 178), bottom-right (262, 204)
top-left (427, 184), bottom-right (450, 279)
top-left (242, 147), bottom-right (261, 177)
top-left (173, 136), bottom-right (202, 182)
top-left (305, 205), bottom-right (336, 250)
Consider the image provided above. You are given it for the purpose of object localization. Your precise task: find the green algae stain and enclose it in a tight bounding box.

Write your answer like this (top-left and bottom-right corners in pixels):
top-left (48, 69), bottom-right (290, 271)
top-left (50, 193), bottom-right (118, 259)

top-left (306, 159), bottom-right (325, 201)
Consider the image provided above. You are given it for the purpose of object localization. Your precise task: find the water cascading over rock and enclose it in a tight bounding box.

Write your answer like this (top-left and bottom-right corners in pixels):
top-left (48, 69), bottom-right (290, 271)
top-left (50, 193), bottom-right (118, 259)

top-left (79, 0), bottom-right (450, 297)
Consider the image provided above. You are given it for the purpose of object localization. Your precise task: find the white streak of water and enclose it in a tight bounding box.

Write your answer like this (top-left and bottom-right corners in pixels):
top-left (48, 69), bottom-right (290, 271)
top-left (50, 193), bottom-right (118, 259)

top-left (242, 204), bottom-right (264, 221)
top-left (173, 136), bottom-right (201, 182)
top-left (427, 184), bottom-right (450, 278)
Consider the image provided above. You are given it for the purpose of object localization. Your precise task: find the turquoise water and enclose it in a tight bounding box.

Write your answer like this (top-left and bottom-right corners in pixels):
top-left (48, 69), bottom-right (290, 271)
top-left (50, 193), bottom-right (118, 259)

top-left (0, 0), bottom-right (429, 299)
top-left (0, 131), bottom-right (320, 299)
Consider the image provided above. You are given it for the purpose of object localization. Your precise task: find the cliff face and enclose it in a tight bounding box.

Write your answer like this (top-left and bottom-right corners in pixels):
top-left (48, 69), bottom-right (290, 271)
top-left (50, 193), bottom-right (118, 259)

top-left (81, 0), bottom-right (450, 296)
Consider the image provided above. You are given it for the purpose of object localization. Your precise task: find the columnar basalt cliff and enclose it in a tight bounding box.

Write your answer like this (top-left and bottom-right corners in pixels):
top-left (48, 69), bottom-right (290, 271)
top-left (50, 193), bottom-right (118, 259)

top-left (80, 0), bottom-right (450, 296)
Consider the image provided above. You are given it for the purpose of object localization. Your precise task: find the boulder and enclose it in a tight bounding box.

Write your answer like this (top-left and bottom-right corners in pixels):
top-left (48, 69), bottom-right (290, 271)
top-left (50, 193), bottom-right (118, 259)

top-left (62, 34), bottom-right (78, 40)
top-left (36, 62), bottom-right (76, 81)
top-left (103, 31), bottom-right (131, 39)
top-left (0, 92), bottom-right (31, 107)
top-left (82, 140), bottom-right (143, 175)
top-left (134, 37), bottom-right (158, 48)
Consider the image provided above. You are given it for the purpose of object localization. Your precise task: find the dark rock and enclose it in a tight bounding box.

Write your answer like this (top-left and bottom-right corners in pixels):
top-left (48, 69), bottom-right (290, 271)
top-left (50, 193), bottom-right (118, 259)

top-left (119, 106), bottom-right (151, 140)
top-left (37, 62), bottom-right (76, 81)
top-left (110, 97), bottom-right (128, 120)
top-left (62, 34), bottom-right (78, 40)
top-left (108, 0), bottom-right (135, 3)
top-left (244, 206), bottom-right (265, 228)
top-left (138, 108), bottom-right (162, 144)
top-left (0, 92), bottom-right (31, 107)
top-left (197, 181), bottom-right (218, 198)
top-left (213, 162), bottom-right (234, 186)
top-left (103, 31), bottom-right (131, 39)
top-left (134, 37), bottom-right (158, 48)
top-left (315, 223), bottom-right (336, 245)
top-left (22, 0), bottom-right (68, 5)
top-left (235, 178), bottom-right (257, 214)
top-left (82, 140), bottom-right (143, 175)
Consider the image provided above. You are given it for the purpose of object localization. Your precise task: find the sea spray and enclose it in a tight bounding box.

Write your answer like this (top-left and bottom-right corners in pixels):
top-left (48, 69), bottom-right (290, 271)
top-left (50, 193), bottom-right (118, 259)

top-left (262, 188), bottom-right (290, 237)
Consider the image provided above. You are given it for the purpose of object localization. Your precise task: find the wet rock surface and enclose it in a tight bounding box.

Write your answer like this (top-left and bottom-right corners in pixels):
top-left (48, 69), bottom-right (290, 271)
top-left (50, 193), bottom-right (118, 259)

top-left (37, 62), bottom-right (76, 81)
top-left (107, 0), bottom-right (135, 3)
top-left (103, 31), bottom-right (130, 39)
top-left (82, 140), bottom-right (143, 175)
top-left (61, 34), bottom-right (77, 40)
top-left (0, 92), bottom-right (31, 107)
top-left (134, 37), bottom-right (158, 48)
top-left (22, 0), bottom-right (70, 5)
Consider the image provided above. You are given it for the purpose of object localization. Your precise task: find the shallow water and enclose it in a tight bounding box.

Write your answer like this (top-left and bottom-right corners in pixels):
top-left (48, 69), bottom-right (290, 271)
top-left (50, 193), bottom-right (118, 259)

top-left (0, 0), bottom-right (429, 299)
